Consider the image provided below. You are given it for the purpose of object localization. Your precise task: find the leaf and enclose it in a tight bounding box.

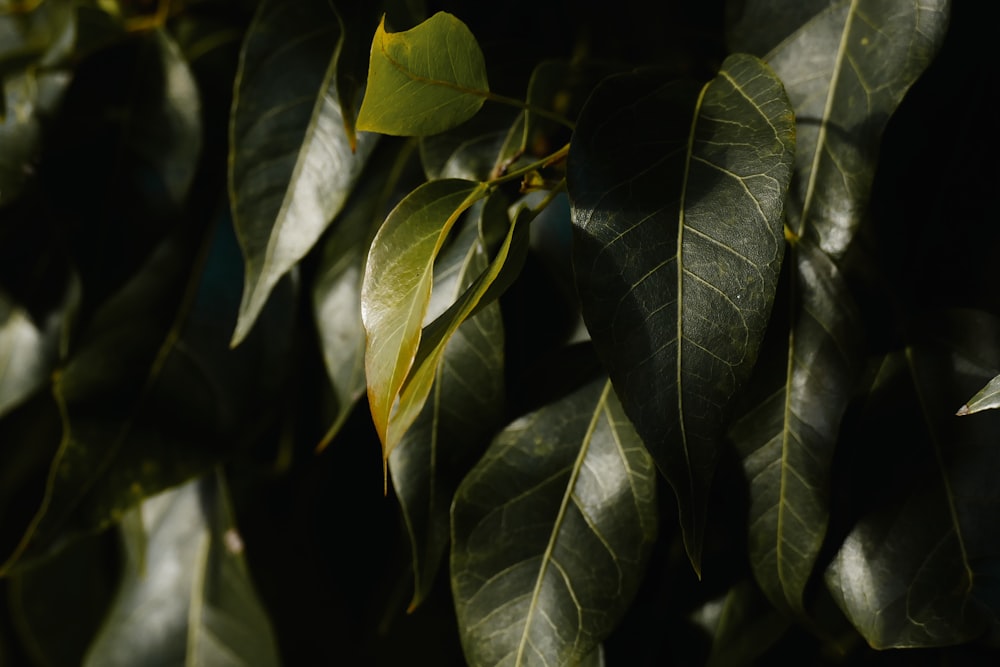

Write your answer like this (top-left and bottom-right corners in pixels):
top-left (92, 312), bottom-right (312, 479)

top-left (695, 579), bottom-right (790, 667)
top-left (956, 373), bottom-right (1000, 416)
top-left (825, 311), bottom-right (1000, 648)
top-left (568, 54), bottom-right (796, 573)
top-left (356, 12), bottom-right (489, 137)
top-left (83, 472), bottom-right (281, 666)
top-left (729, 239), bottom-right (862, 615)
top-left (389, 203), bottom-right (505, 610)
top-left (229, 0), bottom-right (377, 346)
top-left (451, 379), bottom-right (658, 667)
top-left (362, 178), bottom-right (487, 455)
top-left (728, 0), bottom-right (951, 258)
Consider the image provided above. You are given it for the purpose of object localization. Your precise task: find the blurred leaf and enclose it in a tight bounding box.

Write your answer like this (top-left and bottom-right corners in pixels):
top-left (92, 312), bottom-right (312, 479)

top-left (362, 178), bottom-right (487, 455)
top-left (728, 0), bottom-right (951, 258)
top-left (451, 379), bottom-right (658, 667)
top-left (229, 0), bottom-right (376, 346)
top-left (356, 12), bottom-right (489, 137)
top-left (694, 579), bottom-right (790, 667)
top-left (729, 239), bottom-right (862, 615)
top-left (825, 310), bottom-right (1000, 648)
top-left (83, 472), bottom-right (280, 666)
top-left (956, 373), bottom-right (1000, 416)
top-left (568, 54), bottom-right (795, 573)
top-left (0, 0), bottom-right (73, 77)
top-left (0, 215), bottom-right (295, 574)
top-left (389, 202), bottom-right (505, 610)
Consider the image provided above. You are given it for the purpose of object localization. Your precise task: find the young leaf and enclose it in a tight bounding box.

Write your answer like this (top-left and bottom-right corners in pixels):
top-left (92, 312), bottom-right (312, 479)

top-left (389, 206), bottom-right (505, 610)
top-left (362, 178), bottom-right (487, 456)
top-left (729, 239), bottom-right (862, 616)
top-left (568, 54), bottom-right (796, 574)
top-left (229, 0), bottom-right (376, 346)
top-left (451, 379), bottom-right (658, 667)
top-left (83, 473), bottom-right (280, 666)
top-left (956, 373), bottom-right (1000, 416)
top-left (729, 0), bottom-right (951, 257)
top-left (356, 12), bottom-right (489, 136)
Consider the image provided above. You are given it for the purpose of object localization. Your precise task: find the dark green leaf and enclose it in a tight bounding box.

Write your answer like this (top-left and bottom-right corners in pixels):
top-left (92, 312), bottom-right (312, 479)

top-left (825, 311), bottom-right (1000, 648)
top-left (356, 12), bottom-right (489, 137)
top-left (956, 373), bottom-right (1000, 416)
top-left (568, 54), bottom-right (795, 573)
top-left (362, 178), bottom-right (487, 455)
top-left (83, 473), bottom-right (280, 666)
top-left (389, 203), bottom-right (505, 610)
top-left (730, 239), bottom-right (862, 615)
top-left (729, 0), bottom-right (950, 257)
top-left (697, 579), bottom-right (791, 667)
top-left (451, 379), bottom-right (658, 667)
top-left (229, 0), bottom-right (376, 345)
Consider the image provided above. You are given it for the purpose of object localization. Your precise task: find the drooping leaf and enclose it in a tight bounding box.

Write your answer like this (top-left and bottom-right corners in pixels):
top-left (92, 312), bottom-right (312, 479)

top-left (389, 203), bottom-right (505, 610)
top-left (362, 178), bottom-right (487, 455)
top-left (728, 0), bottom-right (951, 257)
top-left (729, 239), bottom-right (862, 615)
top-left (825, 310), bottom-right (1000, 648)
top-left (83, 472), bottom-right (281, 666)
top-left (956, 373), bottom-right (1000, 416)
top-left (568, 54), bottom-right (796, 573)
top-left (451, 379), bottom-right (658, 667)
top-left (0, 216), bottom-right (295, 574)
top-left (356, 12), bottom-right (489, 137)
top-left (229, 0), bottom-right (376, 346)
top-left (694, 579), bottom-right (790, 667)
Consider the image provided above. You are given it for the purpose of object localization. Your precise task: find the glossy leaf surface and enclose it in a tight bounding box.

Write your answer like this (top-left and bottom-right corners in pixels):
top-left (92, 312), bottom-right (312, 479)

top-left (730, 239), bottom-right (862, 614)
top-left (729, 0), bottom-right (950, 257)
top-left (825, 311), bottom-right (1000, 648)
top-left (356, 12), bottom-right (489, 137)
top-left (83, 474), bottom-right (280, 666)
top-left (956, 372), bottom-right (1000, 416)
top-left (452, 379), bottom-right (658, 667)
top-left (229, 0), bottom-right (376, 345)
top-left (362, 178), bottom-right (487, 454)
top-left (569, 54), bottom-right (795, 572)
top-left (389, 207), bottom-right (504, 609)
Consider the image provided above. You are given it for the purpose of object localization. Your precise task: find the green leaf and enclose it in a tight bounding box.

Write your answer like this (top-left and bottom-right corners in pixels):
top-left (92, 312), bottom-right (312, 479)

top-left (362, 178), bottom-right (487, 455)
top-left (956, 373), bottom-right (1000, 416)
top-left (229, 0), bottom-right (376, 346)
top-left (729, 239), bottom-right (862, 615)
top-left (83, 472), bottom-right (281, 666)
top-left (825, 311), bottom-right (1000, 648)
top-left (729, 0), bottom-right (951, 257)
top-left (356, 12), bottom-right (489, 137)
top-left (696, 579), bottom-right (790, 667)
top-left (568, 54), bottom-right (796, 573)
top-left (451, 379), bottom-right (658, 667)
top-left (389, 204), bottom-right (505, 610)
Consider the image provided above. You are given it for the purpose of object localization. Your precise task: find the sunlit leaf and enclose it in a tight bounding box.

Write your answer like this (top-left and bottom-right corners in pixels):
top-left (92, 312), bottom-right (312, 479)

top-left (452, 379), bottom-right (658, 667)
top-left (729, 239), bottom-right (862, 615)
top-left (956, 373), bottom-right (1000, 416)
top-left (362, 178), bottom-right (487, 455)
top-left (825, 310), bottom-right (1000, 648)
top-left (728, 0), bottom-right (951, 257)
top-left (568, 54), bottom-right (795, 573)
top-left (389, 204), bottom-right (505, 610)
top-left (83, 473), bottom-right (280, 666)
top-left (229, 0), bottom-right (376, 346)
top-left (356, 12), bottom-right (489, 137)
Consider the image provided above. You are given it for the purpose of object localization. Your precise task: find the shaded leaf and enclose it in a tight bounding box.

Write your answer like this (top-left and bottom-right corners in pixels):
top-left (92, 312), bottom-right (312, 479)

top-left (83, 472), bottom-right (280, 666)
top-left (693, 579), bottom-right (790, 667)
top-left (356, 12), bottom-right (489, 137)
top-left (229, 0), bottom-right (376, 345)
top-left (729, 239), bottom-right (862, 615)
top-left (956, 373), bottom-right (1000, 416)
top-left (729, 0), bottom-right (951, 257)
top-left (451, 379), bottom-right (658, 667)
top-left (389, 203), bottom-right (505, 610)
top-left (825, 310), bottom-right (1000, 648)
top-left (362, 178), bottom-right (487, 455)
top-left (568, 54), bottom-right (795, 572)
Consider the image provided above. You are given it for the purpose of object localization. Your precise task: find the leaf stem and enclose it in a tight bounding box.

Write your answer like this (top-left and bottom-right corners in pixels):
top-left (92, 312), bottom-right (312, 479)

top-left (484, 91), bottom-right (576, 130)
top-left (488, 143), bottom-right (570, 187)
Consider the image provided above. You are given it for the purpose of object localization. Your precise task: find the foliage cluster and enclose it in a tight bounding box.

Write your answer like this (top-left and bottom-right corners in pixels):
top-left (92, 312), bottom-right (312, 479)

top-left (1, 0), bottom-right (999, 665)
